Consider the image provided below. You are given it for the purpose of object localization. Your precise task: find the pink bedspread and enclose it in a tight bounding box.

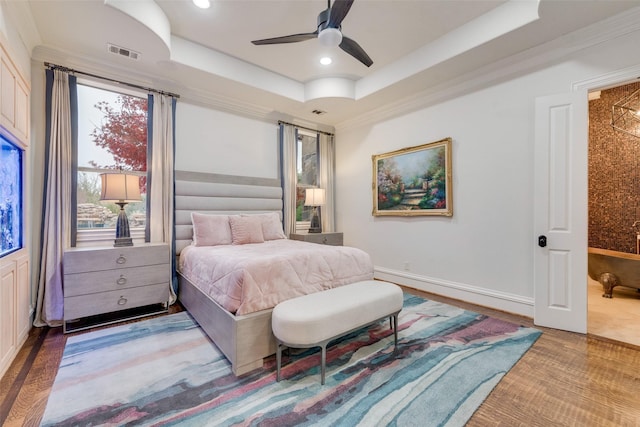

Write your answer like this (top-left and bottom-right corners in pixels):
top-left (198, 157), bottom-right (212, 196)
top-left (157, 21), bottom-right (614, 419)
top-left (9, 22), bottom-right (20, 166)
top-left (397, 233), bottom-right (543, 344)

top-left (178, 239), bottom-right (374, 315)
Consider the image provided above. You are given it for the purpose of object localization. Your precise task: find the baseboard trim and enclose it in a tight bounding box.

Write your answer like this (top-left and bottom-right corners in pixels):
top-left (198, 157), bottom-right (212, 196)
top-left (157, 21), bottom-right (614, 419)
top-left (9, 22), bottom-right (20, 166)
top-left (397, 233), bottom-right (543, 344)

top-left (374, 267), bottom-right (534, 318)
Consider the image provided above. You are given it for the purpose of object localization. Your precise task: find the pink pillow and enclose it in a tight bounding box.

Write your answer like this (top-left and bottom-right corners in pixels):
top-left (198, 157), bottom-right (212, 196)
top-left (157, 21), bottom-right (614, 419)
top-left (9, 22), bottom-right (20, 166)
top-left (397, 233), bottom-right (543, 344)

top-left (244, 212), bottom-right (286, 241)
top-left (191, 213), bottom-right (232, 246)
top-left (229, 215), bottom-right (265, 245)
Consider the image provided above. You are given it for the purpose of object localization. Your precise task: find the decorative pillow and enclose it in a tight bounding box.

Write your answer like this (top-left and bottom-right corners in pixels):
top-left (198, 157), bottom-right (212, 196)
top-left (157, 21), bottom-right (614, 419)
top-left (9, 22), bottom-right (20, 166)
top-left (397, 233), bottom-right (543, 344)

top-left (245, 212), bottom-right (286, 241)
top-left (191, 213), bottom-right (232, 246)
top-left (229, 215), bottom-right (265, 245)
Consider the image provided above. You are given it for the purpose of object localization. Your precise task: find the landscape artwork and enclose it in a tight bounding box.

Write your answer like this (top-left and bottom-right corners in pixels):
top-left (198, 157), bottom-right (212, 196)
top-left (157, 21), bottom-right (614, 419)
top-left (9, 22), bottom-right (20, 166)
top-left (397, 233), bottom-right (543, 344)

top-left (373, 138), bottom-right (452, 216)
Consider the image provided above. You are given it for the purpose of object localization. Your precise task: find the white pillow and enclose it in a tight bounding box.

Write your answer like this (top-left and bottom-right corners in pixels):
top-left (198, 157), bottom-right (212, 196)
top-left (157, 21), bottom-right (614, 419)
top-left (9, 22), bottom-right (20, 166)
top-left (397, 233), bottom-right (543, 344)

top-left (191, 213), bottom-right (232, 246)
top-left (245, 212), bottom-right (286, 241)
top-left (229, 215), bottom-right (265, 245)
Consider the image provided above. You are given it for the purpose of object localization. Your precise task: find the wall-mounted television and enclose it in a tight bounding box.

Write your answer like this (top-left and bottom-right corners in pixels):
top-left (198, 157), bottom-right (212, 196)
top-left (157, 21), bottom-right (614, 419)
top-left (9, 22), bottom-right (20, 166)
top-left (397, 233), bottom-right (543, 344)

top-left (0, 131), bottom-right (23, 258)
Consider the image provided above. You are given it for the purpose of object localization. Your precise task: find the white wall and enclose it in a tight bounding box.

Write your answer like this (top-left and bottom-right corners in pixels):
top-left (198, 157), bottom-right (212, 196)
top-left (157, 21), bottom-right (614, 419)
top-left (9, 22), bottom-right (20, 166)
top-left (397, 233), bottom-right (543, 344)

top-left (335, 29), bottom-right (640, 316)
top-left (175, 102), bottom-right (279, 179)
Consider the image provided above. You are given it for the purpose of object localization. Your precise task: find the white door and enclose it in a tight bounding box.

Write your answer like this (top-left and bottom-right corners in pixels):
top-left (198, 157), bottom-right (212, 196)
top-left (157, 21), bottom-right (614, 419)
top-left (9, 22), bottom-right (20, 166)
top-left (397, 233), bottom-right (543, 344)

top-left (533, 91), bottom-right (588, 333)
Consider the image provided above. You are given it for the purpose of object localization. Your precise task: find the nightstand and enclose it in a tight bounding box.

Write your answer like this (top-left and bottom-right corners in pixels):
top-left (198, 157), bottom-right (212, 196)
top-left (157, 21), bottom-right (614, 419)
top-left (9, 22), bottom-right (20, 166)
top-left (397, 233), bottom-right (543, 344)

top-left (290, 232), bottom-right (343, 246)
top-left (63, 243), bottom-right (170, 333)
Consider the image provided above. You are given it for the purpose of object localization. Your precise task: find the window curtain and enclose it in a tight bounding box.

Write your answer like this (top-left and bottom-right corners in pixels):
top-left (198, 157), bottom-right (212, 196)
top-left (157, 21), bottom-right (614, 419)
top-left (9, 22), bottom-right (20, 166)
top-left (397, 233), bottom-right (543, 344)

top-left (318, 133), bottom-right (335, 232)
top-left (34, 69), bottom-right (77, 327)
top-left (280, 123), bottom-right (298, 236)
top-left (146, 93), bottom-right (178, 303)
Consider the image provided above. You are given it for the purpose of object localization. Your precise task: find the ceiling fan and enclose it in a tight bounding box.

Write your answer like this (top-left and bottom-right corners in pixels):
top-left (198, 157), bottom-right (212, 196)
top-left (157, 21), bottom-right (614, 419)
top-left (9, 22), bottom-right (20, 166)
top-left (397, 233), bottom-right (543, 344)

top-left (251, 0), bottom-right (373, 67)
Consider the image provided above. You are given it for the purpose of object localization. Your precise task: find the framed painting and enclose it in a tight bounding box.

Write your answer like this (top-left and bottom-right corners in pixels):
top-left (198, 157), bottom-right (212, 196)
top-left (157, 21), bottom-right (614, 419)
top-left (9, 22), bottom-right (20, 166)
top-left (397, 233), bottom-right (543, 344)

top-left (372, 137), bottom-right (452, 216)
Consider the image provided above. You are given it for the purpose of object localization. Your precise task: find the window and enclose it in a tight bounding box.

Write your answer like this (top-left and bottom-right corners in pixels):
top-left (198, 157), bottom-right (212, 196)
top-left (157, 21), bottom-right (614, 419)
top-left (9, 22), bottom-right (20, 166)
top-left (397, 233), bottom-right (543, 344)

top-left (75, 82), bottom-right (148, 245)
top-left (296, 130), bottom-right (319, 229)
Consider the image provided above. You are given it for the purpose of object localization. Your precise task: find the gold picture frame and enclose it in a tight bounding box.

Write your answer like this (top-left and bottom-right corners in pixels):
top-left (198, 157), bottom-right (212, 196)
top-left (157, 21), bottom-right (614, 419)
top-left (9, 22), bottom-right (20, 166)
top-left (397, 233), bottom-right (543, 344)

top-left (372, 137), bottom-right (453, 217)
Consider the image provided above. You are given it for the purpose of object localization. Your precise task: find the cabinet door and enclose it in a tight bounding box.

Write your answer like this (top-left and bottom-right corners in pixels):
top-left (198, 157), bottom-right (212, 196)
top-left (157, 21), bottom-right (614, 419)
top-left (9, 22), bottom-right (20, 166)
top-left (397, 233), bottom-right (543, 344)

top-left (14, 78), bottom-right (28, 141)
top-left (16, 255), bottom-right (30, 343)
top-left (0, 262), bottom-right (17, 374)
top-left (0, 57), bottom-right (15, 129)
top-left (0, 51), bottom-right (30, 143)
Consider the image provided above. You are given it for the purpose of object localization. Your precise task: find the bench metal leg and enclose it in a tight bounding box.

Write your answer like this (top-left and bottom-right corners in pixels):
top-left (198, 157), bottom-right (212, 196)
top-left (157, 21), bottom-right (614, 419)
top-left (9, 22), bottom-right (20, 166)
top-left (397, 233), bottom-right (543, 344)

top-left (392, 314), bottom-right (398, 352)
top-left (320, 345), bottom-right (327, 385)
top-left (276, 342), bottom-right (282, 382)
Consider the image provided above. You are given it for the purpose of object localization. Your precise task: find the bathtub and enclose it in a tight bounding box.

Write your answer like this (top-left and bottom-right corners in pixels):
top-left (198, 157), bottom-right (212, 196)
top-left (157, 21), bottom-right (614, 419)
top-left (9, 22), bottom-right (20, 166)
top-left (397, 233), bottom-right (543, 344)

top-left (588, 247), bottom-right (640, 298)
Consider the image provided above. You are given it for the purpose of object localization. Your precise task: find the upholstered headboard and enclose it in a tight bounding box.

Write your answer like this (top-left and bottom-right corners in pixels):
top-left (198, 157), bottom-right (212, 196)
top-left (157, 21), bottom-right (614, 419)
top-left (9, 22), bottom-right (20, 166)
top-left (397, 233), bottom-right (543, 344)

top-left (174, 170), bottom-right (283, 254)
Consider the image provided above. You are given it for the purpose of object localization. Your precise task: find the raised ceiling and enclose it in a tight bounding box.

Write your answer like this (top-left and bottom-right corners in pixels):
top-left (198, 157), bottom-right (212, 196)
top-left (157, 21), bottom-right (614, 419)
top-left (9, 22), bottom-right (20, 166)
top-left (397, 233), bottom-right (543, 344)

top-left (16, 0), bottom-right (640, 128)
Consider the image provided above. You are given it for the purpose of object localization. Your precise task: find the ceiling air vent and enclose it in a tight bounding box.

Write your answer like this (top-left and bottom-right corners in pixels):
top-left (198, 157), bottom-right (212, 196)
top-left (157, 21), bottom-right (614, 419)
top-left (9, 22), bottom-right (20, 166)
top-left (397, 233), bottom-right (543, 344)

top-left (311, 109), bottom-right (326, 115)
top-left (107, 43), bottom-right (140, 61)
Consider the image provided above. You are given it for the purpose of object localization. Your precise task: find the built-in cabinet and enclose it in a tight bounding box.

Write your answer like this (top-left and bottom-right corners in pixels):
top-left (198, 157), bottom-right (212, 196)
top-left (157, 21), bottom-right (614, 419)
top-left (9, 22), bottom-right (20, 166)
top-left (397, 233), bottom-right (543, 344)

top-left (0, 41), bottom-right (30, 379)
top-left (0, 253), bottom-right (30, 378)
top-left (0, 44), bottom-right (29, 143)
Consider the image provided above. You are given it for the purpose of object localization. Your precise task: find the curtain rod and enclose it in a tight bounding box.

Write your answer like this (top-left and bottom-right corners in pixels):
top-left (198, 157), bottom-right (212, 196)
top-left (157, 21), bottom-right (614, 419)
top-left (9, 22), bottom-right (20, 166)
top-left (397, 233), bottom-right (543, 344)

top-left (45, 62), bottom-right (180, 99)
top-left (278, 120), bottom-right (334, 136)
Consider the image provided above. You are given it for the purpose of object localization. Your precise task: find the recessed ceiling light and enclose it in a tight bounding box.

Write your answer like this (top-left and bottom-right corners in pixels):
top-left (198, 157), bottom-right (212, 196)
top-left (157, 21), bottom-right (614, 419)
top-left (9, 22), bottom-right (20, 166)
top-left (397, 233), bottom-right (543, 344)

top-left (320, 57), bottom-right (332, 65)
top-left (192, 0), bottom-right (210, 9)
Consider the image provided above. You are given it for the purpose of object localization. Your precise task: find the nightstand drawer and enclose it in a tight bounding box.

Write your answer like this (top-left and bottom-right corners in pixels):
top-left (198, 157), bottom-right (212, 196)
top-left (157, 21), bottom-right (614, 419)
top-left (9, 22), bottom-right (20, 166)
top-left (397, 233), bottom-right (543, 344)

top-left (290, 232), bottom-right (343, 246)
top-left (63, 265), bottom-right (169, 297)
top-left (64, 283), bottom-right (169, 320)
top-left (63, 244), bottom-right (169, 274)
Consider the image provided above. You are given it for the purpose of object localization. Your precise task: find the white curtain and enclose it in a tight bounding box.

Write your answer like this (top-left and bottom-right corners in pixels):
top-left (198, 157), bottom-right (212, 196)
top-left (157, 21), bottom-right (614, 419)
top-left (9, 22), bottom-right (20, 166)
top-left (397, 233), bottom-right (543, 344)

top-left (281, 124), bottom-right (298, 236)
top-left (34, 69), bottom-right (74, 327)
top-left (147, 93), bottom-right (177, 303)
top-left (319, 133), bottom-right (336, 232)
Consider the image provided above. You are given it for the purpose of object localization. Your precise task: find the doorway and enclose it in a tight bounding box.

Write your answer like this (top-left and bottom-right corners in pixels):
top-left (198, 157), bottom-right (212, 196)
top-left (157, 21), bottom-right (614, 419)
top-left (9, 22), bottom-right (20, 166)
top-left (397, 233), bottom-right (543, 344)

top-left (587, 81), bottom-right (640, 347)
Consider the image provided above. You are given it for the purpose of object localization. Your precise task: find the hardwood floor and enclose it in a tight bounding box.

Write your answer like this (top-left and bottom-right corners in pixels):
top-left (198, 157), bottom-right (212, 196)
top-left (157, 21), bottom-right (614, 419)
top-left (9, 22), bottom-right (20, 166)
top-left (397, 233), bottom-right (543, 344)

top-left (1, 289), bottom-right (639, 427)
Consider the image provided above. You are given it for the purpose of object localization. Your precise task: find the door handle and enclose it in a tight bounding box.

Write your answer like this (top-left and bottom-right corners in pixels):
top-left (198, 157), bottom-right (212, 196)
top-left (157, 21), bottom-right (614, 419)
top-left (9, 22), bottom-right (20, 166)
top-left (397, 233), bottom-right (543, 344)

top-left (538, 235), bottom-right (547, 247)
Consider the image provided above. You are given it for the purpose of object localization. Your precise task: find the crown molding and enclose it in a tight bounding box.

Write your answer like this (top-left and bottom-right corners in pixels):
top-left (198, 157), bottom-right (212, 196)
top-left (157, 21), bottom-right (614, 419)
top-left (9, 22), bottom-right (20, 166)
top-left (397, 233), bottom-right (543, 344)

top-left (30, 45), bottom-right (284, 125)
top-left (27, 5), bottom-right (640, 135)
top-left (572, 63), bottom-right (640, 93)
top-left (335, 6), bottom-right (640, 133)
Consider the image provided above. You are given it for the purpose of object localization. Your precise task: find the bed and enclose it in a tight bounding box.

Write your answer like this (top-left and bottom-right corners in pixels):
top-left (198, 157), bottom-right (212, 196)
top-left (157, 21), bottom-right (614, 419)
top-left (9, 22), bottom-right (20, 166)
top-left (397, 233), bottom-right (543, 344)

top-left (174, 171), bottom-right (374, 375)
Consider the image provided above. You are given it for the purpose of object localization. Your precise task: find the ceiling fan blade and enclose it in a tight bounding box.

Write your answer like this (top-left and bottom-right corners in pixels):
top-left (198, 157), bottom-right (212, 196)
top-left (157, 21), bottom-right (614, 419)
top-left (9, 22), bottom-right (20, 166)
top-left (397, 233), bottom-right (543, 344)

top-left (328, 0), bottom-right (354, 28)
top-left (340, 36), bottom-right (373, 67)
top-left (252, 32), bottom-right (317, 45)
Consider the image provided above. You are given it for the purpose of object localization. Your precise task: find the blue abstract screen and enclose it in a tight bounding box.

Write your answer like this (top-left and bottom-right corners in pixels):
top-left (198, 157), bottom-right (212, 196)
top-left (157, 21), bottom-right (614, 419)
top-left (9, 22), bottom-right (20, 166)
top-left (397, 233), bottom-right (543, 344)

top-left (0, 134), bottom-right (22, 258)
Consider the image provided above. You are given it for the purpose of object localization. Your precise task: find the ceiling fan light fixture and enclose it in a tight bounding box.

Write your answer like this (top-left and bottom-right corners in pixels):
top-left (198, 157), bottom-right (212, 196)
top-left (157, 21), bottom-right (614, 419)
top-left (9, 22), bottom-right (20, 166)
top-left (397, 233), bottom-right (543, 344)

top-left (192, 0), bottom-right (210, 9)
top-left (318, 28), bottom-right (342, 47)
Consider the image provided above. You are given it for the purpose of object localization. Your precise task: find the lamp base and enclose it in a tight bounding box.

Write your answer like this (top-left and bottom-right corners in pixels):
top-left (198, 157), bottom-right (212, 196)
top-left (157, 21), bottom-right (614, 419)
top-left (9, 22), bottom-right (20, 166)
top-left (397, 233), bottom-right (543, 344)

top-left (114, 236), bottom-right (134, 247)
top-left (308, 208), bottom-right (322, 234)
top-left (114, 203), bottom-right (134, 247)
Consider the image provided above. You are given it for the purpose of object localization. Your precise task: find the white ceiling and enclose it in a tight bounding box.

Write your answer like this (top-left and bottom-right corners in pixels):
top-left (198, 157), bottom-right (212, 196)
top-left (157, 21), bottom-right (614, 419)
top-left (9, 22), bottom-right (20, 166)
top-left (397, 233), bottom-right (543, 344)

top-left (17, 0), bottom-right (640, 128)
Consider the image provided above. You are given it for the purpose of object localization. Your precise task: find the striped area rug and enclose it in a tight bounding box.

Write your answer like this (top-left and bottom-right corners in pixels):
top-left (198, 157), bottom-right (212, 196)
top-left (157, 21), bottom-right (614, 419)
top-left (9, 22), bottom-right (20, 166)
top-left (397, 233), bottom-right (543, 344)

top-left (41, 294), bottom-right (541, 426)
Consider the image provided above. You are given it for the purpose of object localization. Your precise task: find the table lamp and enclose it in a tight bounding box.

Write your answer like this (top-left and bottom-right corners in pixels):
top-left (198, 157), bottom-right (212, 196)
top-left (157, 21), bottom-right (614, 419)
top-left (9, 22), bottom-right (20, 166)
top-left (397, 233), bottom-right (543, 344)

top-left (305, 188), bottom-right (325, 234)
top-left (100, 172), bottom-right (142, 247)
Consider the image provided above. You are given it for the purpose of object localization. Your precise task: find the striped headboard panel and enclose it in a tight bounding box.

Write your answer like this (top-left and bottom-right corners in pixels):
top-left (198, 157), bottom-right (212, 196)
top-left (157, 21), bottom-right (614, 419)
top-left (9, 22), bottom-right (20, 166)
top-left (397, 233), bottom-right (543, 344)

top-left (175, 170), bottom-right (283, 254)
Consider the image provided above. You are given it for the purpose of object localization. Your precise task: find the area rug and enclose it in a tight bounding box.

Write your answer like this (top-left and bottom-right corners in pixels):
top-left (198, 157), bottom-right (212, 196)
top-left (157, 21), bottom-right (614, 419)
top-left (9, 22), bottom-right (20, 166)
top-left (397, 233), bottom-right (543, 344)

top-left (41, 294), bottom-right (541, 426)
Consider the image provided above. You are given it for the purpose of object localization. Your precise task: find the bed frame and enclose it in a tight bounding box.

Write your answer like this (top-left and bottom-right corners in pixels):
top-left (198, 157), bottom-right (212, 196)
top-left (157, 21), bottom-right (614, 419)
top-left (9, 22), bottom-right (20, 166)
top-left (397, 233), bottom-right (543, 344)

top-left (174, 170), bottom-right (283, 375)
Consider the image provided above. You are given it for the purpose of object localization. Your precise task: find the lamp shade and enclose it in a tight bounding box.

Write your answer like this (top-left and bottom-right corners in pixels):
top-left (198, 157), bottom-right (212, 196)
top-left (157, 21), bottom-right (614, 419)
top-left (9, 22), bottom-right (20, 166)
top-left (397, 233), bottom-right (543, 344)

top-left (99, 173), bottom-right (142, 202)
top-left (305, 188), bottom-right (325, 206)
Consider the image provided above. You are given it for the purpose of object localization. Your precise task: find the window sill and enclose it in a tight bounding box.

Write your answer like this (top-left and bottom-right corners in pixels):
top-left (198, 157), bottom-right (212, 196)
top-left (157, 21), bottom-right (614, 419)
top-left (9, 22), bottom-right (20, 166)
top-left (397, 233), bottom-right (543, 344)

top-left (75, 228), bottom-right (146, 248)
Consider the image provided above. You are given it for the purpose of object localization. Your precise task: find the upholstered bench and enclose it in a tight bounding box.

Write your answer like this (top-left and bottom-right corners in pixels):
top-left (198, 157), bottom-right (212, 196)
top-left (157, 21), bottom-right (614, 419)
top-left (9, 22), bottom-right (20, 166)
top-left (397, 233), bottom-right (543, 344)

top-left (272, 280), bottom-right (403, 384)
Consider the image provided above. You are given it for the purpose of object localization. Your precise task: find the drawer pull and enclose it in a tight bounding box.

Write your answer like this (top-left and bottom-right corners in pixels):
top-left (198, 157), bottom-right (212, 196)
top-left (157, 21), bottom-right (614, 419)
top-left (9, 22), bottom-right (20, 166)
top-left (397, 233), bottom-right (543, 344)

top-left (322, 237), bottom-right (328, 244)
top-left (116, 275), bottom-right (127, 286)
top-left (117, 296), bottom-right (128, 306)
top-left (116, 255), bottom-right (127, 265)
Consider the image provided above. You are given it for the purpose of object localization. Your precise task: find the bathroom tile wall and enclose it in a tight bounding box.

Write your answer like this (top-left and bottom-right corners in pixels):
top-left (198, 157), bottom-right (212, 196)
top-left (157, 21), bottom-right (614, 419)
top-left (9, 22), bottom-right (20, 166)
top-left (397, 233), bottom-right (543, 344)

top-left (589, 82), bottom-right (640, 253)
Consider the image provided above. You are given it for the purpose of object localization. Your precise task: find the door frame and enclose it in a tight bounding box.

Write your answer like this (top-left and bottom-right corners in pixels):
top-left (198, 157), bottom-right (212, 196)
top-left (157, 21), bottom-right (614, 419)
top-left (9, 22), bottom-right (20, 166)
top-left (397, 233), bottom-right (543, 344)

top-left (534, 64), bottom-right (640, 332)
